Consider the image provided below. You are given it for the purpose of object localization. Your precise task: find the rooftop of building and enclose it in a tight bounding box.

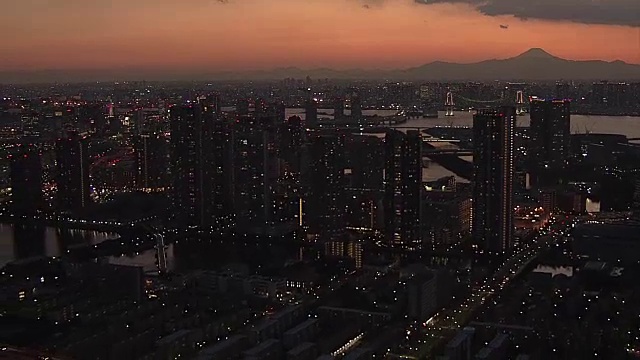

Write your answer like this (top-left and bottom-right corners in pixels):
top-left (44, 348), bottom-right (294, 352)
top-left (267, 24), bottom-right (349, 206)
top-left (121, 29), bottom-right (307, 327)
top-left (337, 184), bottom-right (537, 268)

top-left (156, 329), bottom-right (191, 345)
top-left (574, 222), bottom-right (640, 239)
top-left (488, 333), bottom-right (508, 349)
top-left (244, 339), bottom-right (280, 356)
top-left (0, 346), bottom-right (65, 360)
top-left (197, 335), bottom-right (246, 356)
top-left (287, 342), bottom-right (316, 356)
top-left (343, 347), bottom-right (372, 360)
top-left (446, 331), bottom-right (470, 349)
top-left (283, 318), bottom-right (319, 336)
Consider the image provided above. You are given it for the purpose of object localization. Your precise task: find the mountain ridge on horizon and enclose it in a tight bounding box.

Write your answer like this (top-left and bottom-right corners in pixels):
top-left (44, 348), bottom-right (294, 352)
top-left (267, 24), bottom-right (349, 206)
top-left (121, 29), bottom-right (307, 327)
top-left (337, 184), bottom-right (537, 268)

top-left (1, 48), bottom-right (638, 84)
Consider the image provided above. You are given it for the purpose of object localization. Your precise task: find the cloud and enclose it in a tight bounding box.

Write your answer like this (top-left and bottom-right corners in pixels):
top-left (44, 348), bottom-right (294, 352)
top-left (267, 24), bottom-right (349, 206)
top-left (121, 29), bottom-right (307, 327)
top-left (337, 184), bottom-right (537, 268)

top-left (414, 0), bottom-right (640, 26)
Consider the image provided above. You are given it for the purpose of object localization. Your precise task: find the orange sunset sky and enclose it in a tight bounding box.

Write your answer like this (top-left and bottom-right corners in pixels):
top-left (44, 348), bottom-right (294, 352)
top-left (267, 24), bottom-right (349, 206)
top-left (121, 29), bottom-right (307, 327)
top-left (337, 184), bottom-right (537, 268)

top-left (1, 0), bottom-right (638, 71)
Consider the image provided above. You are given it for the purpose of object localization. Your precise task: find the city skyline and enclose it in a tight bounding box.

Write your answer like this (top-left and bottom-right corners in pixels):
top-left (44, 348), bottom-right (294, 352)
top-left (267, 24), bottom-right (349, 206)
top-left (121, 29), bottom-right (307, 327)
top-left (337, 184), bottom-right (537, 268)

top-left (1, 0), bottom-right (639, 76)
top-left (1, 77), bottom-right (640, 358)
top-left (1, 2), bottom-right (639, 351)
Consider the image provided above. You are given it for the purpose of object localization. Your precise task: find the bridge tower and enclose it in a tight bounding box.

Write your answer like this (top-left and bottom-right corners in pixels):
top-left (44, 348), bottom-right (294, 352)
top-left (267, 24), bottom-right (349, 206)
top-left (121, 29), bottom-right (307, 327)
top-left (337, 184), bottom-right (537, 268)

top-left (140, 224), bottom-right (169, 276)
top-left (154, 232), bottom-right (168, 275)
top-left (106, 96), bottom-right (115, 118)
top-left (515, 90), bottom-right (525, 115)
top-left (445, 91), bottom-right (455, 117)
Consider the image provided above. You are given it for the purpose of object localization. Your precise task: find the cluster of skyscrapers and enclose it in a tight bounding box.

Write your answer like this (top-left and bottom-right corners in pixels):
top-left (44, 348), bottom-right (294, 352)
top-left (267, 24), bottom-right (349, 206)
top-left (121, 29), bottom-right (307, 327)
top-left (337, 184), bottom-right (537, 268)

top-left (471, 99), bottom-right (571, 256)
top-left (6, 90), bottom-right (572, 259)
top-left (10, 131), bottom-right (90, 217)
top-left (165, 94), bottom-right (425, 250)
top-left (472, 107), bottom-right (516, 255)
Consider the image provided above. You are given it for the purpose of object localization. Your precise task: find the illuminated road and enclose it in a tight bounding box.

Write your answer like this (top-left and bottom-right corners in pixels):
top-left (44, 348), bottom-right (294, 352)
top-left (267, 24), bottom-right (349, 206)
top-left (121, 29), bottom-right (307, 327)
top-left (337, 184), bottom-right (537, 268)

top-left (396, 216), bottom-right (580, 359)
top-left (90, 148), bottom-right (134, 171)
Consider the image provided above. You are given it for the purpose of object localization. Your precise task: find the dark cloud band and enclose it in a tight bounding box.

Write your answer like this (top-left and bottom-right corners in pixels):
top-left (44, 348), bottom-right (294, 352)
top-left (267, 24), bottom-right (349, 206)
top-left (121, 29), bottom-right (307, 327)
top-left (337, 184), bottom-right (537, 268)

top-left (414, 0), bottom-right (640, 27)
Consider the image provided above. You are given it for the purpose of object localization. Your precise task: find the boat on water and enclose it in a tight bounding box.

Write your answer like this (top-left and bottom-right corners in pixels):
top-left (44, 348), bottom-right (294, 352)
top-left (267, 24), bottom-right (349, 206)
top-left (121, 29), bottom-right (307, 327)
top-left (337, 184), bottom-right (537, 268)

top-left (400, 105), bottom-right (439, 118)
top-left (423, 108), bottom-right (439, 118)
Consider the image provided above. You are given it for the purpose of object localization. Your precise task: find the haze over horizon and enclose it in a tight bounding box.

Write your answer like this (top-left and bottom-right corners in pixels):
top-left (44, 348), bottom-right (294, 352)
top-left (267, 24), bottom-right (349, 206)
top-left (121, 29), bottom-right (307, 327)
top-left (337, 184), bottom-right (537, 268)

top-left (2, 0), bottom-right (639, 77)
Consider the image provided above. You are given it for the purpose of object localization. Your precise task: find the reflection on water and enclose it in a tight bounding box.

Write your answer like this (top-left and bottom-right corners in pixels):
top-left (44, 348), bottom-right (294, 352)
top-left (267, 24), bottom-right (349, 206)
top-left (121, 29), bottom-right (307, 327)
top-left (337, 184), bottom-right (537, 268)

top-left (0, 223), bottom-right (119, 268)
top-left (3, 111), bottom-right (637, 270)
top-left (108, 237), bottom-right (304, 274)
top-left (109, 244), bottom-right (175, 273)
top-left (285, 109), bottom-right (639, 183)
top-left (284, 108), bottom-right (399, 120)
top-left (423, 161), bottom-right (469, 184)
top-left (398, 112), bottom-right (640, 138)
top-left (284, 108), bottom-right (640, 138)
